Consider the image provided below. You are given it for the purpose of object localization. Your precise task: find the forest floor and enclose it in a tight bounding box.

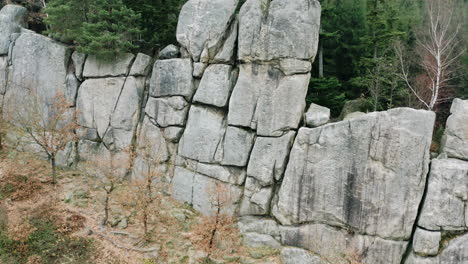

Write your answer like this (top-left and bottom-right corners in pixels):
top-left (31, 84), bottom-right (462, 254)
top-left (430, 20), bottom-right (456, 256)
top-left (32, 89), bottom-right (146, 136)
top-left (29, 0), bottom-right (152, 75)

top-left (0, 148), bottom-right (281, 264)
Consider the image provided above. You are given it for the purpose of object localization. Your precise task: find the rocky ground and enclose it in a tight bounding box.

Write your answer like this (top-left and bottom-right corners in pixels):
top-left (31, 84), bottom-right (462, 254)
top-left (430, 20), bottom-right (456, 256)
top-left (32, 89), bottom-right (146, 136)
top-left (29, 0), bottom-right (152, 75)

top-left (0, 149), bottom-right (282, 264)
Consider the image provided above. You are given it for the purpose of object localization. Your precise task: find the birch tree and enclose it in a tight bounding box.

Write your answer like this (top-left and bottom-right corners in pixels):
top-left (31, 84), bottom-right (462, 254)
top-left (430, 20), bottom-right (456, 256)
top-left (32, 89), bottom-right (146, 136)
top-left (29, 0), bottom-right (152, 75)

top-left (396, 0), bottom-right (465, 110)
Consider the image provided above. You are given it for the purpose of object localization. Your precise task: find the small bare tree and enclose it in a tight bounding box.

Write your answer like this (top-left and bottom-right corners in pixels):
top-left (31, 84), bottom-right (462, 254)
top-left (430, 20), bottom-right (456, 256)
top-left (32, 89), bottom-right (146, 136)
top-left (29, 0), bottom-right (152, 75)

top-left (87, 154), bottom-right (126, 226)
top-left (8, 91), bottom-right (77, 184)
top-left (120, 148), bottom-right (166, 240)
top-left (395, 0), bottom-right (465, 110)
top-left (190, 181), bottom-right (241, 260)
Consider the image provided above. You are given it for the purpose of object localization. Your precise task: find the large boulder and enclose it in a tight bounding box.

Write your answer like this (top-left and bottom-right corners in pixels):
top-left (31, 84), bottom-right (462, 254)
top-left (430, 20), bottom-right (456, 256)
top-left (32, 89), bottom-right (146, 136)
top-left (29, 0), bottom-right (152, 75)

top-left (0, 5), bottom-right (27, 55)
top-left (238, 0), bottom-right (320, 62)
top-left (77, 77), bottom-right (126, 138)
top-left (418, 158), bottom-right (468, 231)
top-left (193, 64), bottom-right (237, 108)
top-left (280, 247), bottom-right (325, 264)
top-left (149, 59), bottom-right (194, 100)
top-left (5, 33), bottom-right (72, 115)
top-left (220, 126), bottom-right (255, 167)
top-left (145, 96), bottom-right (190, 127)
top-left (246, 131), bottom-right (296, 185)
top-left (178, 105), bottom-right (226, 163)
top-left (83, 53), bottom-right (135, 78)
top-left (274, 108), bottom-right (435, 240)
top-left (171, 166), bottom-right (242, 216)
top-left (228, 64), bottom-right (309, 136)
top-left (280, 223), bottom-right (408, 264)
top-left (412, 228), bottom-right (441, 257)
top-left (129, 53), bottom-right (152, 76)
top-left (176, 0), bottom-right (239, 62)
top-left (441, 99), bottom-right (468, 160)
top-left (304, 103), bottom-right (330, 127)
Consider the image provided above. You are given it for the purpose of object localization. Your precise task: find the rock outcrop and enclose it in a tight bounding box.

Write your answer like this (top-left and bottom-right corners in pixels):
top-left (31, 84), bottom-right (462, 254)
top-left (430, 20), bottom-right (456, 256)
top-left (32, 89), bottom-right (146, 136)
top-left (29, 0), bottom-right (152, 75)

top-left (1, 3), bottom-right (466, 264)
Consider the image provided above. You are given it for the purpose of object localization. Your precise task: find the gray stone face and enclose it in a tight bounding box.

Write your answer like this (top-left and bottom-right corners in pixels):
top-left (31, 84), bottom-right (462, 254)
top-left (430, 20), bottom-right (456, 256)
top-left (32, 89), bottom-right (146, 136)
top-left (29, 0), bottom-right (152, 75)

top-left (221, 126), bottom-right (255, 167)
top-left (412, 228), bottom-right (441, 257)
top-left (192, 62), bottom-right (207, 78)
top-left (281, 247), bottom-right (325, 264)
top-left (129, 53), bottom-right (152, 76)
top-left (280, 223), bottom-right (408, 264)
top-left (176, 156), bottom-right (246, 185)
top-left (6, 33), bottom-right (71, 117)
top-left (171, 166), bottom-right (242, 216)
top-left (0, 5), bottom-right (27, 55)
top-left (178, 105), bottom-right (226, 163)
top-left (149, 59), bottom-right (194, 100)
top-left (176, 0), bottom-right (239, 62)
top-left (77, 77), bottom-right (126, 138)
top-left (438, 233), bottom-right (468, 264)
top-left (193, 64), bottom-right (236, 108)
top-left (418, 158), bottom-right (468, 231)
top-left (441, 99), bottom-right (468, 160)
top-left (238, 0), bottom-right (320, 62)
top-left (71, 52), bottom-right (86, 80)
top-left (240, 177), bottom-right (273, 215)
top-left (132, 117), bottom-right (169, 179)
top-left (228, 64), bottom-right (309, 136)
top-left (238, 216), bottom-right (281, 237)
top-left (279, 59), bottom-right (312, 76)
top-left (213, 19), bottom-right (238, 63)
top-left (145, 96), bottom-right (189, 127)
top-left (0, 56), bottom-right (7, 94)
top-left (247, 131), bottom-right (296, 185)
top-left (159, 44), bottom-right (179, 59)
top-left (242, 232), bottom-right (281, 249)
top-left (274, 109), bottom-right (435, 240)
top-left (83, 53), bottom-right (135, 77)
top-left (65, 73), bottom-right (79, 105)
top-left (304, 103), bottom-right (330, 127)
top-left (162, 127), bottom-right (184, 143)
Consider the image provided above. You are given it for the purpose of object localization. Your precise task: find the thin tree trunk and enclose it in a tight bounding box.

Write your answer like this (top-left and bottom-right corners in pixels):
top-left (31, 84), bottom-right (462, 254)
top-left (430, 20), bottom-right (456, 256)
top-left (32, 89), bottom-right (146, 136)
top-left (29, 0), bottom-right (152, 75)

top-left (102, 193), bottom-right (110, 226)
top-left (51, 156), bottom-right (56, 184)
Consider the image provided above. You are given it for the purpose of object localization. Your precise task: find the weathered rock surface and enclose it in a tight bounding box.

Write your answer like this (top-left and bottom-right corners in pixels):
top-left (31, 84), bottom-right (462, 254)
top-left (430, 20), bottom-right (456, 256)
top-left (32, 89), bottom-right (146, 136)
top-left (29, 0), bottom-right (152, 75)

top-left (178, 105), bottom-right (226, 163)
top-left (132, 117), bottom-right (169, 178)
top-left (192, 62), bottom-right (207, 78)
top-left (247, 132), bottom-right (296, 185)
top-left (274, 108), bottom-right (435, 240)
top-left (0, 5), bottom-right (27, 55)
top-left (145, 96), bottom-right (189, 127)
top-left (83, 53), bottom-right (135, 77)
top-left (6, 33), bottom-right (71, 115)
top-left (221, 126), bottom-right (255, 167)
top-left (304, 103), bottom-right (330, 127)
top-left (280, 223), bottom-right (408, 264)
top-left (176, 0), bottom-right (238, 62)
top-left (71, 52), bottom-right (86, 80)
top-left (438, 234), bottom-right (468, 263)
top-left (0, 56), bottom-right (7, 94)
top-left (412, 228), bottom-right (441, 256)
top-left (175, 156), bottom-right (246, 185)
top-left (418, 158), bottom-right (468, 231)
top-left (149, 59), bottom-right (194, 100)
top-left (213, 19), bottom-right (238, 63)
top-left (158, 44), bottom-right (179, 60)
top-left (441, 99), bottom-right (468, 160)
top-left (171, 166), bottom-right (242, 215)
top-left (228, 64), bottom-right (309, 136)
top-left (242, 232), bottom-right (281, 249)
top-left (193, 64), bottom-right (236, 108)
top-left (281, 247), bottom-right (325, 264)
top-left (279, 59), bottom-right (312, 76)
top-left (240, 177), bottom-right (273, 215)
top-left (238, 0), bottom-right (320, 62)
top-left (129, 53), bottom-right (152, 76)
top-left (77, 77), bottom-right (126, 138)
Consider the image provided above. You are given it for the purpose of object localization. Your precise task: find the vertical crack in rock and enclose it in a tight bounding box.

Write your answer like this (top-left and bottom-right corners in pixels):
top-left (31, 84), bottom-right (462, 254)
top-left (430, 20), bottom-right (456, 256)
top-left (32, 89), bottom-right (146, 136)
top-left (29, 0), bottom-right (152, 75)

top-left (400, 160), bottom-right (432, 264)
